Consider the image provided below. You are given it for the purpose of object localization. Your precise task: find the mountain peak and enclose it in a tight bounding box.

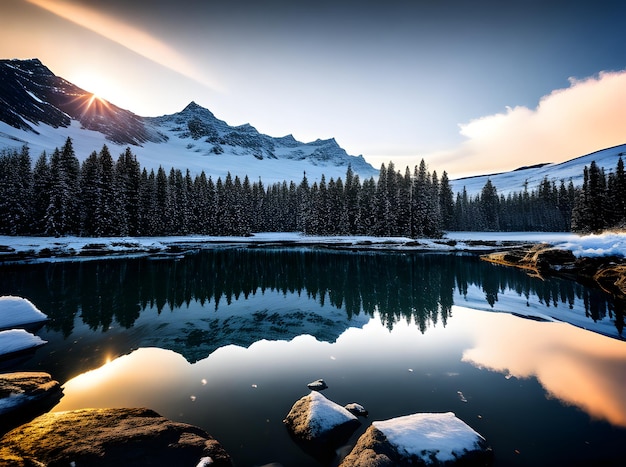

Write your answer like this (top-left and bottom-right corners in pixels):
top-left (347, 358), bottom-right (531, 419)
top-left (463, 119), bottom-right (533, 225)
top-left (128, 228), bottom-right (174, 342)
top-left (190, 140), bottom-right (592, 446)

top-left (183, 101), bottom-right (202, 111)
top-left (180, 101), bottom-right (217, 120)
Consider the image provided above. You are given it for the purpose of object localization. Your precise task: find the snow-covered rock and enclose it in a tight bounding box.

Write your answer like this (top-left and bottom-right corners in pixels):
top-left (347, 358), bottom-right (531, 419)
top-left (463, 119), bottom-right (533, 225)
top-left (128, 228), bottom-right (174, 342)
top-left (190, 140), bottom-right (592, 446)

top-left (344, 402), bottom-right (368, 417)
top-left (0, 296), bottom-right (48, 331)
top-left (341, 412), bottom-right (492, 466)
top-left (307, 378), bottom-right (328, 391)
top-left (0, 329), bottom-right (47, 358)
top-left (283, 391), bottom-right (360, 444)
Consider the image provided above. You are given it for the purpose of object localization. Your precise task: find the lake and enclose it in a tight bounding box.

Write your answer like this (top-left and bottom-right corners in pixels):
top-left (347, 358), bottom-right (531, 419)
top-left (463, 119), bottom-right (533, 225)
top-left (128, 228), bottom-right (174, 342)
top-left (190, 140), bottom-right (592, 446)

top-left (1, 248), bottom-right (625, 466)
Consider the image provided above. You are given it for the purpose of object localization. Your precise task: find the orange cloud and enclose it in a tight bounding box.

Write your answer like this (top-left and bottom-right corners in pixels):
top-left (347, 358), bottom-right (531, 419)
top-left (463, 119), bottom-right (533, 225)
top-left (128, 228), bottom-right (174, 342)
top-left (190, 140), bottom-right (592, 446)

top-left (431, 70), bottom-right (626, 178)
top-left (25, 0), bottom-right (219, 91)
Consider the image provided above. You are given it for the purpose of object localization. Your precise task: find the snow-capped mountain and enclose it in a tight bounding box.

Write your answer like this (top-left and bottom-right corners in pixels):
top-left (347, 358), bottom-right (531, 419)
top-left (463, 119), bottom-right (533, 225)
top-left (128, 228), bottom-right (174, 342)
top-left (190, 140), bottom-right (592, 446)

top-left (0, 58), bottom-right (377, 184)
top-left (451, 143), bottom-right (626, 197)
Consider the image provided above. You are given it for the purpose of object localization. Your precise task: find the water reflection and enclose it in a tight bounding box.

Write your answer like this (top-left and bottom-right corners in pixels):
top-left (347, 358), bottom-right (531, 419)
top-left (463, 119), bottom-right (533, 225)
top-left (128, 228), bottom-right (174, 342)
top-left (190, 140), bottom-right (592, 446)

top-left (0, 248), bottom-right (622, 339)
top-left (3, 249), bottom-right (626, 465)
top-left (459, 306), bottom-right (626, 427)
top-left (53, 307), bottom-right (626, 466)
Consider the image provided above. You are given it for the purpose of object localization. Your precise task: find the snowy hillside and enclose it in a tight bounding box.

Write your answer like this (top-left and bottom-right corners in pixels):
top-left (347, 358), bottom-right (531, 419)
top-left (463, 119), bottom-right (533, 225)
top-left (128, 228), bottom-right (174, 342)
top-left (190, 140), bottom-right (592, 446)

top-left (451, 143), bottom-right (626, 196)
top-left (0, 59), bottom-right (377, 184)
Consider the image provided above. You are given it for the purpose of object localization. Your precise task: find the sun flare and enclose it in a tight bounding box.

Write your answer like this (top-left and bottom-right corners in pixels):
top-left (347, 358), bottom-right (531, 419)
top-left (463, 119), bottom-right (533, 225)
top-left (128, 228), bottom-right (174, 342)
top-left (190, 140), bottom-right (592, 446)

top-left (70, 71), bottom-right (115, 102)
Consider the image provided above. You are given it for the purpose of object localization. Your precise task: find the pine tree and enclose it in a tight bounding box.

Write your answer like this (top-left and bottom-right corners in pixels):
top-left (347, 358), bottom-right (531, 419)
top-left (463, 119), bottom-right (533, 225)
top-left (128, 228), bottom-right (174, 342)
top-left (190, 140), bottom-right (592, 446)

top-left (297, 172), bottom-right (311, 234)
top-left (613, 156), bottom-right (626, 226)
top-left (374, 163), bottom-right (391, 236)
top-left (46, 145), bottom-right (78, 236)
top-left (79, 151), bottom-right (101, 236)
top-left (479, 179), bottom-right (499, 231)
top-left (95, 145), bottom-right (125, 236)
top-left (32, 151), bottom-right (50, 234)
top-left (116, 147), bottom-right (141, 235)
top-left (155, 166), bottom-right (169, 235)
top-left (439, 171), bottom-right (454, 231)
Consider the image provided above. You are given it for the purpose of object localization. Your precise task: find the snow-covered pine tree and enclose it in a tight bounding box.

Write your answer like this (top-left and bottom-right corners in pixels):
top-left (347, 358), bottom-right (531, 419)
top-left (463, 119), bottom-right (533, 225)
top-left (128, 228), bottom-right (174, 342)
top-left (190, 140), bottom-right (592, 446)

top-left (439, 171), bottom-right (454, 231)
top-left (115, 147), bottom-right (141, 236)
top-left (32, 151), bottom-right (50, 234)
top-left (479, 179), bottom-right (499, 231)
top-left (79, 151), bottom-right (100, 235)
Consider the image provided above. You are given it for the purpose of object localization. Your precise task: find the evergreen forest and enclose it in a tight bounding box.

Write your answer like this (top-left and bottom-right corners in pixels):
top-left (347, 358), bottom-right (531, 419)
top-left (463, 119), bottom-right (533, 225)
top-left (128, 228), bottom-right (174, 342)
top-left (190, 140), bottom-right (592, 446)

top-left (0, 137), bottom-right (624, 237)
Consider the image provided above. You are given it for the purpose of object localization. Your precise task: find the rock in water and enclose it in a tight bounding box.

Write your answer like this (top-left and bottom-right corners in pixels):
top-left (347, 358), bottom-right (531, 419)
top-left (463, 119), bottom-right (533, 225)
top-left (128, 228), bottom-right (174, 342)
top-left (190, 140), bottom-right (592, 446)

top-left (340, 412), bottom-right (492, 466)
top-left (344, 402), bottom-right (368, 417)
top-left (284, 391), bottom-right (360, 443)
top-left (0, 407), bottom-right (232, 467)
top-left (307, 378), bottom-right (328, 390)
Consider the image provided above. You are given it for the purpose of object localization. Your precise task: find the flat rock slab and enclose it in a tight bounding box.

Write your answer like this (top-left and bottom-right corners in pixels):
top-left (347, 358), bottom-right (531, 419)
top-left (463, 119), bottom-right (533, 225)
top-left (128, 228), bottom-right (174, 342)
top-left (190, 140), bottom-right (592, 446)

top-left (0, 372), bottom-right (62, 415)
top-left (0, 407), bottom-right (232, 467)
top-left (341, 412), bottom-right (492, 466)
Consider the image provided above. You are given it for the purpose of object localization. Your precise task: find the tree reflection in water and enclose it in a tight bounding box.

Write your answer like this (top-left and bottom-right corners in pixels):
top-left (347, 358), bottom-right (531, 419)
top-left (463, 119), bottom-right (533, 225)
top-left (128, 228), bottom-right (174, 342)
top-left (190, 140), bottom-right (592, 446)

top-left (0, 248), bottom-right (622, 339)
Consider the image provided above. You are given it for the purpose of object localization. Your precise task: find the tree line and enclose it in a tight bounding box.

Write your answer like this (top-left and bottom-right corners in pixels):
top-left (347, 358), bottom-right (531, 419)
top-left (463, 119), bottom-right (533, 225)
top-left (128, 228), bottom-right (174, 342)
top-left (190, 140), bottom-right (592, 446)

top-left (0, 137), bottom-right (450, 237)
top-left (449, 155), bottom-right (625, 233)
top-left (0, 137), bottom-right (623, 236)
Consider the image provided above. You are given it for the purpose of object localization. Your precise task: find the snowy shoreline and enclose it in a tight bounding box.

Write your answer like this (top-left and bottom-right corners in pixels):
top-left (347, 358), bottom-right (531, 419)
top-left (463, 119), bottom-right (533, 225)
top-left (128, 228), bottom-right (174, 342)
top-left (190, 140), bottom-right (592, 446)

top-left (0, 231), bottom-right (576, 263)
top-left (0, 231), bottom-right (624, 264)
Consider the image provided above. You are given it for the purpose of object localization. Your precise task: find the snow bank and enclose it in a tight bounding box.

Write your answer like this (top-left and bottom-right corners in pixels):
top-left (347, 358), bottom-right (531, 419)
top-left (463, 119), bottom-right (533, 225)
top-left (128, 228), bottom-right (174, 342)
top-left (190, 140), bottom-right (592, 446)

top-left (553, 232), bottom-right (626, 258)
top-left (373, 412), bottom-right (486, 463)
top-left (0, 296), bottom-right (48, 330)
top-left (0, 329), bottom-right (47, 356)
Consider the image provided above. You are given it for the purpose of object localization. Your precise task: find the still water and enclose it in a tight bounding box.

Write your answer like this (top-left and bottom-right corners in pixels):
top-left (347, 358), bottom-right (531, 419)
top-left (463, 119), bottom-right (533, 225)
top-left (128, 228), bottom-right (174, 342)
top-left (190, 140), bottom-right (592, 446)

top-left (1, 248), bottom-right (625, 466)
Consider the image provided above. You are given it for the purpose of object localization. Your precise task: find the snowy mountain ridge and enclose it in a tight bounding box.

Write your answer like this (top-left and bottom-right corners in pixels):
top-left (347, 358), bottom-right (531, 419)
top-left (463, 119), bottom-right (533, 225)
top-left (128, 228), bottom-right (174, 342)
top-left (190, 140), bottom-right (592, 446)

top-left (451, 143), bottom-right (626, 197)
top-left (0, 58), bottom-right (377, 184)
top-left (2, 58), bottom-right (625, 191)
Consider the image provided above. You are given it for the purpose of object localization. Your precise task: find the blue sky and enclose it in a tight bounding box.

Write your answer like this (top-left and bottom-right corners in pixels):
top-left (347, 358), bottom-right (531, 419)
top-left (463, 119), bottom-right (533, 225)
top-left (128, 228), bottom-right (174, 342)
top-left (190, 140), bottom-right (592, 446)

top-left (3, 0), bottom-right (626, 177)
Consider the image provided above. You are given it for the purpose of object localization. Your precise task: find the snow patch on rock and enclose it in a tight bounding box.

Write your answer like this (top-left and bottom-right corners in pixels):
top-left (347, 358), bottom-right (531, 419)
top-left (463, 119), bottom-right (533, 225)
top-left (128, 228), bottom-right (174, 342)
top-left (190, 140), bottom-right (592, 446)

top-left (373, 412), bottom-right (486, 463)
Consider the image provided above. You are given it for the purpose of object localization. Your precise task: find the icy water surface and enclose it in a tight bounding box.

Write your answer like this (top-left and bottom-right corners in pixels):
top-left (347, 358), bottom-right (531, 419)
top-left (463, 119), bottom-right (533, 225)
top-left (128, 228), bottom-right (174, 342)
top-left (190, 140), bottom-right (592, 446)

top-left (1, 248), bottom-right (625, 466)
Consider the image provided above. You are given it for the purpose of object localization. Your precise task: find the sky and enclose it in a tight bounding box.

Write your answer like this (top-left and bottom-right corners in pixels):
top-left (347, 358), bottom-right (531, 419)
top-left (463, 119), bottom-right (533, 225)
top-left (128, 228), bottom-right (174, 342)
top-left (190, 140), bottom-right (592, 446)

top-left (2, 0), bottom-right (626, 178)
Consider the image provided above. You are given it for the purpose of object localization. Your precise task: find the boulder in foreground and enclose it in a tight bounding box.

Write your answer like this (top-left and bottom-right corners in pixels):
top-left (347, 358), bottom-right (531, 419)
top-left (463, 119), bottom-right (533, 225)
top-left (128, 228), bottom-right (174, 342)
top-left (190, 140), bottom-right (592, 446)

top-left (0, 407), bottom-right (232, 467)
top-left (284, 390), bottom-right (360, 442)
top-left (340, 412), bottom-right (492, 466)
top-left (0, 372), bottom-right (63, 433)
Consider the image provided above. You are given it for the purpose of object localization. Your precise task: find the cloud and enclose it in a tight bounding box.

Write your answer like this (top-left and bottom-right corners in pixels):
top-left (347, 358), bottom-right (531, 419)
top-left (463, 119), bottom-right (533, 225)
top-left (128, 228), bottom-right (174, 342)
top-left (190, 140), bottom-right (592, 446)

top-left (431, 70), bottom-right (626, 178)
top-left (25, 0), bottom-right (219, 91)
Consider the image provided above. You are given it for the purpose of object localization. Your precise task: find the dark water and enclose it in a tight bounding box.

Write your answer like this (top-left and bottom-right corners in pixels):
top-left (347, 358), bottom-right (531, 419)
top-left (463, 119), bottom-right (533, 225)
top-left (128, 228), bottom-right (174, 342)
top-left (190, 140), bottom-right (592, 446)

top-left (1, 248), bottom-right (625, 466)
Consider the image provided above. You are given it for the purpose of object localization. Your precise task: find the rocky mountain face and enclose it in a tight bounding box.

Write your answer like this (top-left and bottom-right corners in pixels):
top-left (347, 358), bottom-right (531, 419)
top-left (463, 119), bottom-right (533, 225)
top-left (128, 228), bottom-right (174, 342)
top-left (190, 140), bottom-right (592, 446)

top-left (0, 58), bottom-right (163, 145)
top-left (0, 59), bottom-right (377, 181)
top-left (149, 101), bottom-right (372, 168)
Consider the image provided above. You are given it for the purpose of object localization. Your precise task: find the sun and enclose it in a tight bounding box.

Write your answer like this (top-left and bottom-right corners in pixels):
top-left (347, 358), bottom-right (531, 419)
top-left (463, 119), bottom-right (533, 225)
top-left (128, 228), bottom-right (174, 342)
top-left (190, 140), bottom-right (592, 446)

top-left (70, 70), bottom-right (115, 102)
